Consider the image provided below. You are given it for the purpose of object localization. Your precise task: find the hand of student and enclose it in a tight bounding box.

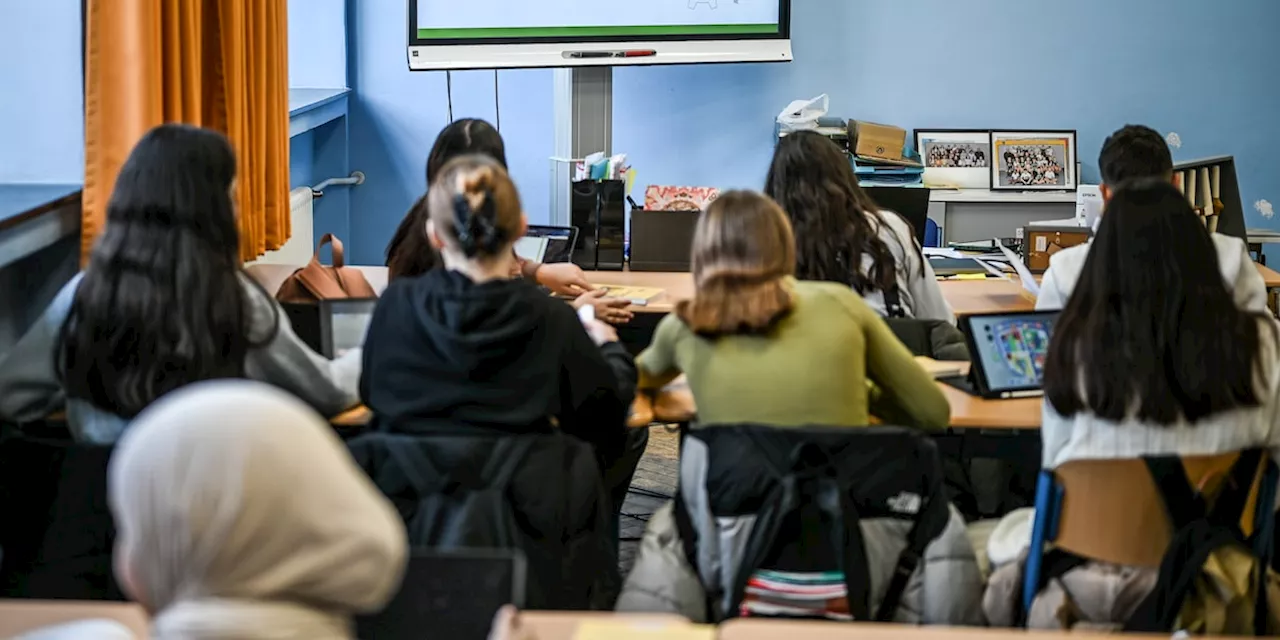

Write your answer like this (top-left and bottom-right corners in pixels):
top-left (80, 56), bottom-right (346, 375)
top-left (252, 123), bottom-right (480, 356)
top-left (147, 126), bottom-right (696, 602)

top-left (583, 318), bottom-right (620, 346)
top-left (488, 605), bottom-right (539, 640)
top-left (535, 263), bottom-right (592, 296)
top-left (573, 289), bottom-right (634, 325)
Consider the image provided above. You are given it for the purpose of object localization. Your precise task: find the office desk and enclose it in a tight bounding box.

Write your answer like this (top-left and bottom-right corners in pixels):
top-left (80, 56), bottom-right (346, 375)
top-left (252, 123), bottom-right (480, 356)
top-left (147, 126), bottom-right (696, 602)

top-left (0, 600), bottom-right (148, 639)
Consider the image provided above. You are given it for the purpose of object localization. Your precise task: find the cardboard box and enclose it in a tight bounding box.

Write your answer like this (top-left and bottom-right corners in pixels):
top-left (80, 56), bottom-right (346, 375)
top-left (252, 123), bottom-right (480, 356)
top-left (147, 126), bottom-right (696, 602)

top-left (850, 120), bottom-right (907, 162)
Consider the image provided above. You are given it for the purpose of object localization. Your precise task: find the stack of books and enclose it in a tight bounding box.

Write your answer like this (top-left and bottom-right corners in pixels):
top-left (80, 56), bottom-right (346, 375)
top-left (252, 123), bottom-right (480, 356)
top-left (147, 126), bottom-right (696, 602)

top-left (739, 570), bottom-right (852, 620)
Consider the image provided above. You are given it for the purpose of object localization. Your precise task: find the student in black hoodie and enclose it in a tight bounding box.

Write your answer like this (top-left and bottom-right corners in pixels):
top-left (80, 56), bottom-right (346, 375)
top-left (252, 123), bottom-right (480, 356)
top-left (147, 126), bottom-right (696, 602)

top-left (361, 154), bottom-right (639, 514)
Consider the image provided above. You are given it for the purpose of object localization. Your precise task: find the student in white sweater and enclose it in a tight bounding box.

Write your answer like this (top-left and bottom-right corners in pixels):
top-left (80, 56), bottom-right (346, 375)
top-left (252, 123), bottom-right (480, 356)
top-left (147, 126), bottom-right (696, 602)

top-left (1040, 179), bottom-right (1280, 470)
top-left (1037, 124), bottom-right (1266, 312)
top-left (0, 125), bottom-right (360, 443)
top-left (765, 131), bottom-right (954, 323)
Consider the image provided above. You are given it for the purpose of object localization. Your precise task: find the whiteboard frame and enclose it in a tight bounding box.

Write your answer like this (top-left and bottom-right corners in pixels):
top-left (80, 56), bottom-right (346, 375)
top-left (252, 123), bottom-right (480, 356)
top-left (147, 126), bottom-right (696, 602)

top-left (406, 0), bottom-right (792, 71)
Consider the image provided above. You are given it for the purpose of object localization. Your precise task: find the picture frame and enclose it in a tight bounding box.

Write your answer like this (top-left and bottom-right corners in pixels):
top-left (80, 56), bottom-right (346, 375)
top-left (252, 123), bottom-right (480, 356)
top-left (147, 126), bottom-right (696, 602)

top-left (914, 129), bottom-right (992, 190)
top-left (990, 130), bottom-right (1077, 191)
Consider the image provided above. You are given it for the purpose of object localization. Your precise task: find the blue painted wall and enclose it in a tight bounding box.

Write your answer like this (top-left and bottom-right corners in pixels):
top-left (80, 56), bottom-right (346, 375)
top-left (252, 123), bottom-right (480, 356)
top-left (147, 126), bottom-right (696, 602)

top-left (614, 0), bottom-right (1280, 231)
top-left (345, 0), bottom-right (556, 265)
top-left (0, 0), bottom-right (83, 184)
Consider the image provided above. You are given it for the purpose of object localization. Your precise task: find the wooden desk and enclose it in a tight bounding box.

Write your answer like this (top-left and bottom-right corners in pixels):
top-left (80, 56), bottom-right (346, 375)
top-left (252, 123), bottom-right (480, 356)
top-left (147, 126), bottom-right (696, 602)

top-left (588, 262), bottom-right (1280, 317)
top-left (0, 600), bottom-right (148, 639)
top-left (718, 619), bottom-right (1202, 639)
top-left (520, 612), bottom-right (692, 639)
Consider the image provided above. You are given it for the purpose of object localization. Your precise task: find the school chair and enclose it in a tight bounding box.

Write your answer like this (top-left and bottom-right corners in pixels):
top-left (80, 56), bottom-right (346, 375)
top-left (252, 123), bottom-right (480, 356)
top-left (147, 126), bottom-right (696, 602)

top-left (0, 438), bottom-right (124, 600)
top-left (1022, 450), bottom-right (1278, 615)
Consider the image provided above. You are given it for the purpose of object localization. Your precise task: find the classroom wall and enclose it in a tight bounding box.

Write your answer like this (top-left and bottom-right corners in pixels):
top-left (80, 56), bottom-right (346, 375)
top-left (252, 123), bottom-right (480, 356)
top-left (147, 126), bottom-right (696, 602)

top-left (289, 0), bottom-right (347, 89)
top-left (345, 0), bottom-right (556, 265)
top-left (613, 0), bottom-right (1280, 232)
top-left (0, 0), bottom-right (83, 184)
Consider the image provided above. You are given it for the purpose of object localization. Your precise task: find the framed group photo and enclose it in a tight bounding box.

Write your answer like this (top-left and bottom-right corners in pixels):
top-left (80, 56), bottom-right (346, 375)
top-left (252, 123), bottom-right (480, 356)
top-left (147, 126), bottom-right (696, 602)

top-left (914, 129), bottom-right (992, 190)
top-left (990, 130), bottom-right (1077, 191)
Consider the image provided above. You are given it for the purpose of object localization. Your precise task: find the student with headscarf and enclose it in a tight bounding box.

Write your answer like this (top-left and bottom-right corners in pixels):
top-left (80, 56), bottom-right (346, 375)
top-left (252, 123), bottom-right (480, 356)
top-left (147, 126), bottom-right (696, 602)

top-left (108, 380), bottom-right (407, 640)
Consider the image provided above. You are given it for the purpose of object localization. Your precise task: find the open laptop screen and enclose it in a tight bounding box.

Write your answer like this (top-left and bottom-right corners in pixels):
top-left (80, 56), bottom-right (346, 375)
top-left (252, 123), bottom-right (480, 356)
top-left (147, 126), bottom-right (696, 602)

top-left (516, 225), bottom-right (578, 264)
top-left (326, 299), bottom-right (378, 358)
top-left (962, 311), bottom-right (1057, 393)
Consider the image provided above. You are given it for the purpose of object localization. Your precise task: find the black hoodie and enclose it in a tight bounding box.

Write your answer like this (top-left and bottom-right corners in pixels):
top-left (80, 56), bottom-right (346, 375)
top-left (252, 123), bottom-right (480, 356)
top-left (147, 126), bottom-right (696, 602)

top-left (360, 269), bottom-right (636, 458)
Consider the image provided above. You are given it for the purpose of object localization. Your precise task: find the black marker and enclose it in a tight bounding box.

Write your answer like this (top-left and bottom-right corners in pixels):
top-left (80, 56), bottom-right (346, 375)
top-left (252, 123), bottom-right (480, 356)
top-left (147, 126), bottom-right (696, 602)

top-left (565, 51), bottom-right (614, 59)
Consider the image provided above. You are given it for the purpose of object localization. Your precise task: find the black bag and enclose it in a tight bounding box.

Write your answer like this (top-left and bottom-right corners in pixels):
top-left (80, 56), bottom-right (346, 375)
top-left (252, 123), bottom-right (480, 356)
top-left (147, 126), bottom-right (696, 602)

top-left (882, 284), bottom-right (970, 362)
top-left (570, 179), bottom-right (626, 270)
top-left (674, 426), bottom-right (951, 622)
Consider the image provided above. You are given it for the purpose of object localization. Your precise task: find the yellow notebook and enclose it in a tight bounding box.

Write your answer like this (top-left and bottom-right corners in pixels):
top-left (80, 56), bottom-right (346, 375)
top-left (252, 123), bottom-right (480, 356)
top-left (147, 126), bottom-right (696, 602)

top-left (599, 285), bottom-right (664, 301)
top-left (573, 621), bottom-right (715, 640)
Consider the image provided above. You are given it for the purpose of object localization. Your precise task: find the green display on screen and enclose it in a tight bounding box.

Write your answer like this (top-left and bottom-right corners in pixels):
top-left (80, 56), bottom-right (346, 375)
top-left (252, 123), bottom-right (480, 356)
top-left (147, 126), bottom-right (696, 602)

top-left (416, 23), bottom-right (777, 39)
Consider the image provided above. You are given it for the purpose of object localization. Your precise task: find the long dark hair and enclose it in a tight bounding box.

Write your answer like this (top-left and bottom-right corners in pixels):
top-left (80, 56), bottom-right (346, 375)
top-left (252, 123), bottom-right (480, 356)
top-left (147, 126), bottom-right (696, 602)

top-left (59, 124), bottom-right (273, 418)
top-left (386, 119), bottom-right (508, 280)
top-left (1043, 179), bottom-right (1268, 424)
top-left (764, 131), bottom-right (905, 294)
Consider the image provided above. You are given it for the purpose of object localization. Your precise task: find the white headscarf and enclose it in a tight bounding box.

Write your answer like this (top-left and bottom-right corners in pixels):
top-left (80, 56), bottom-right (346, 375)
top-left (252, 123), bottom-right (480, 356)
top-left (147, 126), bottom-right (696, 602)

top-left (108, 381), bottom-right (407, 640)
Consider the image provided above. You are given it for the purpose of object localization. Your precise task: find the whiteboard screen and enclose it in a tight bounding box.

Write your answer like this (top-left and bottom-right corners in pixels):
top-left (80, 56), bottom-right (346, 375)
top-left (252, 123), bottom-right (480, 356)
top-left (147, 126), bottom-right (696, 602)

top-left (407, 0), bottom-right (792, 70)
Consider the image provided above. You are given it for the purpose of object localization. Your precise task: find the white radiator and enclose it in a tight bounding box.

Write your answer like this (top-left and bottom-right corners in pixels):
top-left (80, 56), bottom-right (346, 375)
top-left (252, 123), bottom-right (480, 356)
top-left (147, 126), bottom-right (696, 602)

top-left (251, 187), bottom-right (315, 265)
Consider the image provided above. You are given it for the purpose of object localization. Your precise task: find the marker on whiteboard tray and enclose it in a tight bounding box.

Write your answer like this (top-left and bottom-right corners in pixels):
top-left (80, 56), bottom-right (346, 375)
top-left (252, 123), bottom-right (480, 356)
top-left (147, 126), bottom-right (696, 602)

top-left (565, 51), bottom-right (615, 59)
top-left (620, 50), bottom-right (657, 58)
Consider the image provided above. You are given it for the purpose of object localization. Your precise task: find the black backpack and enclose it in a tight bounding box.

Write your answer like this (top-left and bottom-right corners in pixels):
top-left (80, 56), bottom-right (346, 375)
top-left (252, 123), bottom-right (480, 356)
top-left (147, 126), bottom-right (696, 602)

top-left (673, 426), bottom-right (951, 622)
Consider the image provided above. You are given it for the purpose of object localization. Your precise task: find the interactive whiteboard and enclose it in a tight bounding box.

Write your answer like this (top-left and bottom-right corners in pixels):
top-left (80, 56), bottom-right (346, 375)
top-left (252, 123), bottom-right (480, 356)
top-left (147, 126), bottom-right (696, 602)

top-left (407, 0), bottom-right (792, 70)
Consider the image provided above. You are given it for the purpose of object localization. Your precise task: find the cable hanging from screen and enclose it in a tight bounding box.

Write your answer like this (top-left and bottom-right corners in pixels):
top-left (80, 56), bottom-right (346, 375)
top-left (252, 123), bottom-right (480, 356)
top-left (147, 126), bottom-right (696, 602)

top-left (445, 70), bottom-right (454, 122)
top-left (493, 70), bottom-right (501, 132)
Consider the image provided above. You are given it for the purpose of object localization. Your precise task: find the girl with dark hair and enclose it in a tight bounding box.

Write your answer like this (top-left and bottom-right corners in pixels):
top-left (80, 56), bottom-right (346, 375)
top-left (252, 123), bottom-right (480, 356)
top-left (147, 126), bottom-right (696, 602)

top-left (765, 131), bottom-right (953, 323)
top-left (1041, 178), bottom-right (1280, 469)
top-left (636, 190), bottom-right (948, 429)
top-left (0, 124), bottom-right (361, 443)
top-left (385, 118), bottom-right (630, 323)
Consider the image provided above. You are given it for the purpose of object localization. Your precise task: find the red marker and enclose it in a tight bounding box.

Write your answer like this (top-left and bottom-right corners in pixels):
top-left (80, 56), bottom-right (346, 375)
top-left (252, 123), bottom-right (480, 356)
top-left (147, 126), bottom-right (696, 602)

top-left (620, 50), bottom-right (657, 58)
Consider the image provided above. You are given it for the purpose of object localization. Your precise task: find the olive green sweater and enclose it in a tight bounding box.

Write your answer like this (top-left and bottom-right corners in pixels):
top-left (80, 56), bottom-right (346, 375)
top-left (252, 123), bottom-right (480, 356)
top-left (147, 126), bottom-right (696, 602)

top-left (636, 279), bottom-right (949, 429)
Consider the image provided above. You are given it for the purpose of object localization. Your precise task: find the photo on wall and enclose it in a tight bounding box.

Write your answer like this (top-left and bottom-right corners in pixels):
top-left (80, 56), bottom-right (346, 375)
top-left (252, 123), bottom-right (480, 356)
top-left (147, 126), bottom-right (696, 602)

top-left (990, 130), bottom-right (1077, 191)
top-left (914, 129), bottom-right (992, 190)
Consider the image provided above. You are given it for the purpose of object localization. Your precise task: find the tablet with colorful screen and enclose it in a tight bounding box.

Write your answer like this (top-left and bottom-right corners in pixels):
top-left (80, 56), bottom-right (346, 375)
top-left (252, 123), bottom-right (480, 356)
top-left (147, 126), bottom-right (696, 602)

top-left (956, 310), bottom-right (1058, 398)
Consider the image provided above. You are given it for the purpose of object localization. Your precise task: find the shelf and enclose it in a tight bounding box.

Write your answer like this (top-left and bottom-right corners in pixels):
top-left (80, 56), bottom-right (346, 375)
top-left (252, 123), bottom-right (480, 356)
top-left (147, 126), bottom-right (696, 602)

top-left (289, 88), bottom-right (350, 138)
top-left (0, 183), bottom-right (82, 269)
top-left (929, 188), bottom-right (1077, 204)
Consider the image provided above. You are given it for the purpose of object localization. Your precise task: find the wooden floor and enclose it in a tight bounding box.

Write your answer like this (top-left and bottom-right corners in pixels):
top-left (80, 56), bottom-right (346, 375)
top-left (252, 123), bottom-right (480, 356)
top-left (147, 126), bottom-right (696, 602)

top-left (618, 425), bottom-right (681, 572)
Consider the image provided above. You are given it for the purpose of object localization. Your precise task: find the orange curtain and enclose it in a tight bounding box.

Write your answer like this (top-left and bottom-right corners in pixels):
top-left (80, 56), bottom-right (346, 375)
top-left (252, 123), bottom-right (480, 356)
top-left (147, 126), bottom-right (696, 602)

top-left (83, 0), bottom-right (290, 263)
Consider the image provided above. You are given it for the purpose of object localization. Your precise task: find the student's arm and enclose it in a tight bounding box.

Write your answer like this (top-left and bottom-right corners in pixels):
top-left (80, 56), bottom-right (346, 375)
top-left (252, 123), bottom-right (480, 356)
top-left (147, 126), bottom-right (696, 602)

top-left (1225, 238), bottom-right (1268, 312)
top-left (242, 289), bottom-right (361, 418)
top-left (1035, 264), bottom-right (1065, 311)
top-left (853, 301), bottom-right (950, 429)
top-left (635, 314), bottom-right (684, 390)
top-left (557, 306), bottom-right (635, 455)
top-left (0, 275), bottom-right (80, 423)
top-left (908, 252), bottom-right (956, 324)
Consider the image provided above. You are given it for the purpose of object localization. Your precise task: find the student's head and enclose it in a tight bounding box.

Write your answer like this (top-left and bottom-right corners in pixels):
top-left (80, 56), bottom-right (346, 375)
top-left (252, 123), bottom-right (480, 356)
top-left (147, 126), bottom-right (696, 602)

top-left (60, 124), bottom-right (266, 418)
top-left (1097, 124), bottom-right (1173, 201)
top-left (676, 190), bottom-right (795, 337)
top-left (1043, 179), bottom-right (1267, 425)
top-left (764, 131), bottom-right (906, 293)
top-left (426, 154), bottom-right (525, 264)
top-left (386, 119), bottom-right (508, 280)
top-left (109, 381), bottom-right (407, 631)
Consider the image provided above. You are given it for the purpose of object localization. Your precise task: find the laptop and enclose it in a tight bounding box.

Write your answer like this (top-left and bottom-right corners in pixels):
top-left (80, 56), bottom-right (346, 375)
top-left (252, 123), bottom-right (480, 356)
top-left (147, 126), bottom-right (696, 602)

top-left (941, 310), bottom-right (1058, 399)
top-left (355, 549), bottom-right (526, 640)
top-left (516, 225), bottom-right (579, 264)
top-left (629, 209), bottom-right (699, 272)
top-left (281, 298), bottom-right (378, 358)
top-left (863, 186), bottom-right (931, 246)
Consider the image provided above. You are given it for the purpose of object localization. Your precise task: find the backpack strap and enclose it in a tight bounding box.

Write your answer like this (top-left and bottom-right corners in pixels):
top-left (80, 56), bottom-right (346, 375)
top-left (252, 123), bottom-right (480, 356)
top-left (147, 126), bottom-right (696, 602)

top-left (882, 277), bottom-right (907, 319)
top-left (874, 442), bottom-right (950, 622)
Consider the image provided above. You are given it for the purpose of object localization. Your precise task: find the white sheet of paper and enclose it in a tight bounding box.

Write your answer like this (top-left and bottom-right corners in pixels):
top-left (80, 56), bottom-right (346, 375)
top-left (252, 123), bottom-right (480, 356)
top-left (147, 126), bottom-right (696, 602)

top-left (997, 238), bottom-right (1040, 296)
top-left (973, 257), bottom-right (1007, 278)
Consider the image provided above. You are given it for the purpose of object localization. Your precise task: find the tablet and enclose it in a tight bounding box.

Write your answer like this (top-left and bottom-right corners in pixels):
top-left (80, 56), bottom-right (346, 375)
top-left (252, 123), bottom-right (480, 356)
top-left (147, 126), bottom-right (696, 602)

top-left (355, 548), bottom-right (525, 640)
top-left (516, 225), bottom-right (579, 264)
top-left (953, 310), bottom-right (1058, 398)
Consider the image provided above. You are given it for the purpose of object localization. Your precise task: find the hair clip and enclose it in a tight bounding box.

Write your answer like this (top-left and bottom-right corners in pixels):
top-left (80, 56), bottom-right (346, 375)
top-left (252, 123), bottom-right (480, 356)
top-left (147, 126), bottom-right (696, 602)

top-left (451, 194), bottom-right (473, 245)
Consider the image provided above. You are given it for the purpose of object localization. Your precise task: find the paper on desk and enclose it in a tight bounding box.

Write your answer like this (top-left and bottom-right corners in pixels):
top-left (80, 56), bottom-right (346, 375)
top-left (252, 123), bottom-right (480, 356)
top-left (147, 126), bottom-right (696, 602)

top-left (599, 285), bottom-right (663, 301)
top-left (574, 621), bottom-right (714, 640)
top-left (923, 247), bottom-right (965, 259)
top-left (972, 257), bottom-right (1007, 278)
top-left (996, 238), bottom-right (1040, 296)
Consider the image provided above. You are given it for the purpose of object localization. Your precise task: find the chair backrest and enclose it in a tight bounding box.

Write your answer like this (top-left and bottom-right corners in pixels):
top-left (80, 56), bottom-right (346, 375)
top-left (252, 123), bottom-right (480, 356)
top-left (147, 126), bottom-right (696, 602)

top-left (0, 438), bottom-right (123, 600)
top-left (1051, 452), bottom-right (1267, 568)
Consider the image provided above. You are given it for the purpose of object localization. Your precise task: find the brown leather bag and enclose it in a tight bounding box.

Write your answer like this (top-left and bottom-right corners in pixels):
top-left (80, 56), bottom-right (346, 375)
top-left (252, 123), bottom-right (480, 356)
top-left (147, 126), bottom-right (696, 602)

top-left (276, 234), bottom-right (378, 302)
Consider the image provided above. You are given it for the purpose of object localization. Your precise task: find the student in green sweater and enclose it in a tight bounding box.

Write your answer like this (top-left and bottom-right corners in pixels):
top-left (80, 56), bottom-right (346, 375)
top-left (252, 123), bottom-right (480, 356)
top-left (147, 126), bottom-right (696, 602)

top-left (636, 190), bottom-right (950, 429)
